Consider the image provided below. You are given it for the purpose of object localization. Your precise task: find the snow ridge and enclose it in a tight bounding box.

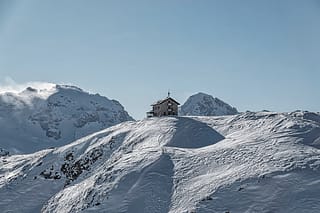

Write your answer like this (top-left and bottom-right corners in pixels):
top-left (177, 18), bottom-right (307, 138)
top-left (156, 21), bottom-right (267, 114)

top-left (0, 111), bottom-right (320, 213)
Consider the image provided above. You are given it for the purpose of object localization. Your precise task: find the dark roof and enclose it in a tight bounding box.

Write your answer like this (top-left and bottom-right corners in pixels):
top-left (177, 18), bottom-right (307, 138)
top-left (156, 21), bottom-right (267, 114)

top-left (151, 97), bottom-right (180, 106)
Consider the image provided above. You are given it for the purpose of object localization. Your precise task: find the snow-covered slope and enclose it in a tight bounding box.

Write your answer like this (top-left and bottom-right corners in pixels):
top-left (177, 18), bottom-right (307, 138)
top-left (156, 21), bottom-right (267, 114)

top-left (180, 92), bottom-right (238, 116)
top-left (0, 111), bottom-right (320, 212)
top-left (0, 84), bottom-right (133, 154)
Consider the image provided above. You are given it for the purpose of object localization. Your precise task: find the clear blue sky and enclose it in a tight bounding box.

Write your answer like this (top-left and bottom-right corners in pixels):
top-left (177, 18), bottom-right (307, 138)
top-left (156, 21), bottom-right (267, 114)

top-left (0, 0), bottom-right (319, 119)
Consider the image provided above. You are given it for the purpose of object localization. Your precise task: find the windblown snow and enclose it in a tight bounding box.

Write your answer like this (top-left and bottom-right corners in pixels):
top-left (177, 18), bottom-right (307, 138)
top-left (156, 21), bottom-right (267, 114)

top-left (180, 92), bottom-right (238, 116)
top-left (0, 84), bottom-right (133, 154)
top-left (0, 111), bottom-right (320, 213)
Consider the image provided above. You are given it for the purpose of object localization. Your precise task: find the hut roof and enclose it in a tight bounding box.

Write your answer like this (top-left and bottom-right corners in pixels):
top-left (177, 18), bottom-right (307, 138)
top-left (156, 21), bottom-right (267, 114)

top-left (151, 97), bottom-right (180, 106)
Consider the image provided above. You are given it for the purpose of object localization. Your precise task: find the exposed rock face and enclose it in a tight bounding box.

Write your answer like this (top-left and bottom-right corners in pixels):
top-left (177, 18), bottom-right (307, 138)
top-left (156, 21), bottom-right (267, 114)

top-left (0, 148), bottom-right (9, 156)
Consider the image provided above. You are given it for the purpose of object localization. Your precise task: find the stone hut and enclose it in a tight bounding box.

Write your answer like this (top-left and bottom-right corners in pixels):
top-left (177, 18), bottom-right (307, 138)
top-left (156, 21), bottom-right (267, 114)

top-left (147, 93), bottom-right (180, 117)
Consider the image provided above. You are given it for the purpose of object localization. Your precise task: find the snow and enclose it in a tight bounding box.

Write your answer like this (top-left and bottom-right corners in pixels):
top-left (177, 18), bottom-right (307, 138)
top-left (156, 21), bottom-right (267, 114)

top-left (0, 111), bottom-right (320, 212)
top-left (0, 84), bottom-right (133, 154)
top-left (180, 92), bottom-right (238, 116)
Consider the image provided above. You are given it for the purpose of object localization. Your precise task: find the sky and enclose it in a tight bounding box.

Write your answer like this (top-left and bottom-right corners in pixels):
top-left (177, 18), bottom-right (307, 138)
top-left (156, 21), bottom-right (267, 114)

top-left (0, 0), bottom-right (319, 119)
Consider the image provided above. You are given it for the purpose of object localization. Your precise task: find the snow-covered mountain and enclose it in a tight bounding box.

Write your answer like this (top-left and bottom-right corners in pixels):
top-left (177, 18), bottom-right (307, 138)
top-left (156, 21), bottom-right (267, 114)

top-left (1, 110), bottom-right (320, 212)
top-left (0, 84), bottom-right (133, 154)
top-left (180, 92), bottom-right (238, 116)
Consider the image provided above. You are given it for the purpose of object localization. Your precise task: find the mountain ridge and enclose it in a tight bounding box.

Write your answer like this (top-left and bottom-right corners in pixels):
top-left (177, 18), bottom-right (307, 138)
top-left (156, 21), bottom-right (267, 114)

top-left (0, 84), bottom-right (134, 154)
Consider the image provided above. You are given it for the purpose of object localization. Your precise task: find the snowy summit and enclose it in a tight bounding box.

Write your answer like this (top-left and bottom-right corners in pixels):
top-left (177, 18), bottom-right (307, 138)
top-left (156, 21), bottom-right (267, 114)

top-left (0, 84), bottom-right (133, 154)
top-left (180, 92), bottom-right (238, 116)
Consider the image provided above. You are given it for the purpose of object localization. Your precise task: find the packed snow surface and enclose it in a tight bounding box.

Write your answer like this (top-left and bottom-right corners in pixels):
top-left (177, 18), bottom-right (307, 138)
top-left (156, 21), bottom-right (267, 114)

top-left (0, 84), bottom-right (133, 154)
top-left (0, 111), bottom-right (320, 212)
top-left (180, 92), bottom-right (238, 116)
